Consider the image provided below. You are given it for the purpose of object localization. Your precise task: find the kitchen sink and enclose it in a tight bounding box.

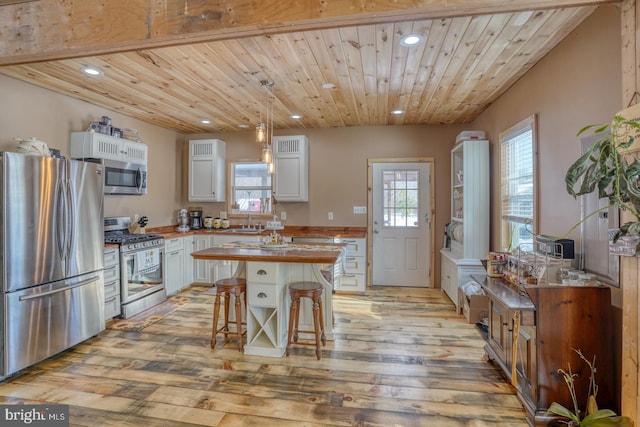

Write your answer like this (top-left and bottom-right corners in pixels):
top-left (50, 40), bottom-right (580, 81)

top-left (218, 228), bottom-right (263, 234)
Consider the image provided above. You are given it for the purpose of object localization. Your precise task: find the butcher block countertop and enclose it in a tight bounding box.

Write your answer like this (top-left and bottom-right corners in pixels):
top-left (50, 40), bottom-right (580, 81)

top-left (191, 242), bottom-right (345, 264)
top-left (149, 225), bottom-right (366, 240)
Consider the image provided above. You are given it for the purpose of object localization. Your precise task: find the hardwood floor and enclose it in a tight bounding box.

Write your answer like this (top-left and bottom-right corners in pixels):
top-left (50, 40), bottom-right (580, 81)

top-left (0, 285), bottom-right (529, 426)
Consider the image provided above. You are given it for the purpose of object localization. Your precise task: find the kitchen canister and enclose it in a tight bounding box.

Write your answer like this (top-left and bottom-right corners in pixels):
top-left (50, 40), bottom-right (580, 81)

top-left (204, 216), bottom-right (214, 229)
top-left (213, 217), bottom-right (221, 229)
top-left (221, 218), bottom-right (230, 229)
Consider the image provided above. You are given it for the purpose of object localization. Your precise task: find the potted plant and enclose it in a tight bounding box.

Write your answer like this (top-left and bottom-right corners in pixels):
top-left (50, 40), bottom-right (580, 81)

top-left (546, 350), bottom-right (633, 426)
top-left (565, 115), bottom-right (640, 254)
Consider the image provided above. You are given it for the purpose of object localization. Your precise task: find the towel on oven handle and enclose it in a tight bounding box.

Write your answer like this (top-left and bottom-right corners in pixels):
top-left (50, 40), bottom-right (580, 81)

top-left (136, 248), bottom-right (160, 275)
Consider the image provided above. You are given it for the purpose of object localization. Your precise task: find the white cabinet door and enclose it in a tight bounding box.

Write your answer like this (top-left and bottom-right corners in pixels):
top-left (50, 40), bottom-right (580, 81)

top-left (273, 135), bottom-right (308, 202)
top-left (188, 139), bottom-right (226, 202)
top-left (182, 235), bottom-right (194, 287)
top-left (165, 248), bottom-right (184, 295)
top-left (193, 235), bottom-right (215, 283)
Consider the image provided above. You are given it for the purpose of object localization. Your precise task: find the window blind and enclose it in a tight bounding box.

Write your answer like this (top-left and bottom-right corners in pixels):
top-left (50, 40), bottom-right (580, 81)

top-left (501, 128), bottom-right (533, 225)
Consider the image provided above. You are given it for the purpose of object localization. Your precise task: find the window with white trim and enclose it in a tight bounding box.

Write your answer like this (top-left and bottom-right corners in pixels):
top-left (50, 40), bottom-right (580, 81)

top-left (500, 115), bottom-right (537, 251)
top-left (228, 162), bottom-right (272, 215)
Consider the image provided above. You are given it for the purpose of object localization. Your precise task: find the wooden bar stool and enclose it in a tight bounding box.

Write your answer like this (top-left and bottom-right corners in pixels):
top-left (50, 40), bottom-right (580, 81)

top-left (286, 281), bottom-right (326, 360)
top-left (211, 277), bottom-right (247, 352)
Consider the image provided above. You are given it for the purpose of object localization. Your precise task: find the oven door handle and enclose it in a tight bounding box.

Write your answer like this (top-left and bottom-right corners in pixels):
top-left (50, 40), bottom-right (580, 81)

top-left (129, 280), bottom-right (163, 285)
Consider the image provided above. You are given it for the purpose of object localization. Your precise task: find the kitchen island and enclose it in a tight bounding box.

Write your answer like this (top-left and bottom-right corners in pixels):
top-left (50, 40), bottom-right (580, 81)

top-left (191, 241), bottom-right (345, 357)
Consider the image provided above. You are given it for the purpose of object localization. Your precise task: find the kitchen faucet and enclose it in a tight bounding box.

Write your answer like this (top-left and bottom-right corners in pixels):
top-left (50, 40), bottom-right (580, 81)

top-left (246, 213), bottom-right (252, 229)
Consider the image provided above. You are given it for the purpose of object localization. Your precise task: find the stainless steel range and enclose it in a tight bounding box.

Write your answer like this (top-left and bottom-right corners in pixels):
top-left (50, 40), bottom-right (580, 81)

top-left (104, 217), bottom-right (166, 318)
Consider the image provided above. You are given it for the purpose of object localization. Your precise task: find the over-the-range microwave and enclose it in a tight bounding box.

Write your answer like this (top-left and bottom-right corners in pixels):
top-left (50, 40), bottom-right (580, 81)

top-left (83, 158), bottom-right (147, 195)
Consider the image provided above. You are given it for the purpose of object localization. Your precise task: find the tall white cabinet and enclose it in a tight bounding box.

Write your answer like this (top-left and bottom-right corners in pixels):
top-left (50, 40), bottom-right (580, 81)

top-left (188, 139), bottom-right (226, 202)
top-left (440, 138), bottom-right (489, 309)
top-left (273, 135), bottom-right (308, 202)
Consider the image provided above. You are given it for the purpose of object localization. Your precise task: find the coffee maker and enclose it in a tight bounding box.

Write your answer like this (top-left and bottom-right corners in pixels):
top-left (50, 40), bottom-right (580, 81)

top-left (176, 208), bottom-right (189, 232)
top-left (188, 207), bottom-right (203, 229)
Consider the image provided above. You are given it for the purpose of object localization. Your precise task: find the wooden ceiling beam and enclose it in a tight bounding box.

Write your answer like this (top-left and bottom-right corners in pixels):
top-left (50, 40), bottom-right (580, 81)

top-left (0, 0), bottom-right (617, 65)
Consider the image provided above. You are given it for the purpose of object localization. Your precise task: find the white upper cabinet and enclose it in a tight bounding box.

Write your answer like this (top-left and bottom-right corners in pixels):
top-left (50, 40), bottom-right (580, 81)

top-left (71, 131), bottom-right (147, 164)
top-left (273, 135), bottom-right (308, 202)
top-left (188, 139), bottom-right (226, 202)
top-left (450, 139), bottom-right (489, 259)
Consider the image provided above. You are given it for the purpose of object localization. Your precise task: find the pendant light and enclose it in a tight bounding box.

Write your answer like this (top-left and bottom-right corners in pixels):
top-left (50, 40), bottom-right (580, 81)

top-left (258, 79), bottom-right (275, 172)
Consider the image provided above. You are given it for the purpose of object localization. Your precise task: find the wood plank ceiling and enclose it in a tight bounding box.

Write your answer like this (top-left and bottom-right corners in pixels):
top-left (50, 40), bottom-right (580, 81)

top-left (0, 6), bottom-right (596, 133)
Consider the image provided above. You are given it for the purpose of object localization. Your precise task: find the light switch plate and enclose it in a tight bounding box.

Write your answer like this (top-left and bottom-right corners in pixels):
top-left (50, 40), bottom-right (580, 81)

top-left (353, 206), bottom-right (367, 214)
top-left (281, 211), bottom-right (287, 220)
top-left (328, 212), bottom-right (334, 220)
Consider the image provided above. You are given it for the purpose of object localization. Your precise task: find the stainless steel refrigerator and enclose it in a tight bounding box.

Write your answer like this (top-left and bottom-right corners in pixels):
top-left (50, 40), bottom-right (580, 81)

top-left (0, 152), bottom-right (105, 378)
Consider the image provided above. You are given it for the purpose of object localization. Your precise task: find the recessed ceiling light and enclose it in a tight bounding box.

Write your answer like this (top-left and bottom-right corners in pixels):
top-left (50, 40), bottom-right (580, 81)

top-left (400, 34), bottom-right (425, 47)
top-left (391, 109), bottom-right (405, 115)
top-left (201, 119), bottom-right (212, 124)
top-left (322, 83), bottom-right (335, 89)
top-left (290, 114), bottom-right (303, 120)
top-left (238, 124), bottom-right (250, 129)
top-left (80, 66), bottom-right (103, 77)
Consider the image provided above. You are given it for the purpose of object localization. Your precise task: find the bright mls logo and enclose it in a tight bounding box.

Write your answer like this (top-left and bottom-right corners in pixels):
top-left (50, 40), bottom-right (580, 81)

top-left (1, 405), bottom-right (68, 426)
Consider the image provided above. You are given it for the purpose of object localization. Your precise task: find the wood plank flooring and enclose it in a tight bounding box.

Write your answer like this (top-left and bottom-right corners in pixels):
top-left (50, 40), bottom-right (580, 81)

top-left (0, 285), bottom-right (529, 426)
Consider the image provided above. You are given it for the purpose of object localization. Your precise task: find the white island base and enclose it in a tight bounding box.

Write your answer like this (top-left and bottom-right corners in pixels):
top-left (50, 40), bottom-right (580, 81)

top-left (242, 261), bottom-right (335, 357)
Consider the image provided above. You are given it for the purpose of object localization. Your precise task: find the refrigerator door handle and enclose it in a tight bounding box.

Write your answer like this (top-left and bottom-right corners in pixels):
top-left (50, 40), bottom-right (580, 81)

top-left (65, 179), bottom-right (75, 260)
top-left (18, 275), bottom-right (101, 301)
top-left (55, 179), bottom-right (67, 261)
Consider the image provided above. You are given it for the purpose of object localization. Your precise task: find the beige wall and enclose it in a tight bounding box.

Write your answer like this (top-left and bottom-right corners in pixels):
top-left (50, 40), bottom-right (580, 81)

top-left (471, 3), bottom-right (622, 250)
top-left (181, 125), bottom-right (463, 227)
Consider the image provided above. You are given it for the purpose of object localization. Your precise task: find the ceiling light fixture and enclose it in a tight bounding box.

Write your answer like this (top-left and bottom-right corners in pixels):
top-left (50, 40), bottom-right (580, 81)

top-left (201, 119), bottom-right (211, 124)
top-left (322, 83), bottom-right (335, 89)
top-left (400, 34), bottom-right (425, 47)
top-left (257, 79), bottom-right (275, 173)
top-left (391, 109), bottom-right (405, 115)
top-left (238, 124), bottom-right (250, 129)
top-left (80, 66), bottom-right (103, 77)
top-left (290, 114), bottom-right (303, 120)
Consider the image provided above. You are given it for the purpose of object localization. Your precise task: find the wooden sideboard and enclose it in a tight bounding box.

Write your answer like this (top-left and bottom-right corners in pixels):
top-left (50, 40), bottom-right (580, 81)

top-left (473, 275), bottom-right (614, 426)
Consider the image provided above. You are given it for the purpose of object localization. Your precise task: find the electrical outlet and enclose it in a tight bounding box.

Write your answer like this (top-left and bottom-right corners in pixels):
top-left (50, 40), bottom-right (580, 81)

top-left (353, 206), bottom-right (367, 214)
top-left (328, 212), bottom-right (334, 220)
top-left (219, 211), bottom-right (227, 219)
top-left (281, 211), bottom-right (287, 220)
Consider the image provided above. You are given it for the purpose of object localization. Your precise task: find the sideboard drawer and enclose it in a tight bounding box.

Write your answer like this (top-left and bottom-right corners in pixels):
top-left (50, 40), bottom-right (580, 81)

top-left (247, 283), bottom-right (279, 307)
top-left (247, 262), bottom-right (281, 284)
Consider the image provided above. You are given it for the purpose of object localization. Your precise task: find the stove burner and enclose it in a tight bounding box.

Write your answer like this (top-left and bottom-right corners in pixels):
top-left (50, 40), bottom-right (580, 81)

top-left (104, 233), bottom-right (163, 244)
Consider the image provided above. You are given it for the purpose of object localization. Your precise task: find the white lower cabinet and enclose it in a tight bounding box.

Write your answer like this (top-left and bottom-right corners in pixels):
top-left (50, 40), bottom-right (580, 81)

top-left (193, 235), bottom-right (216, 283)
top-left (244, 262), bottom-right (288, 357)
top-left (103, 247), bottom-right (121, 320)
top-left (440, 248), bottom-right (485, 311)
top-left (183, 235), bottom-right (194, 286)
top-left (165, 236), bottom-right (185, 295)
top-left (336, 237), bottom-right (367, 293)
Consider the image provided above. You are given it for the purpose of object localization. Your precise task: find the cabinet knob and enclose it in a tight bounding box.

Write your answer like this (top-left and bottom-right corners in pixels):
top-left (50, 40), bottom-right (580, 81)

top-left (257, 269), bottom-right (267, 275)
top-left (257, 292), bottom-right (267, 298)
